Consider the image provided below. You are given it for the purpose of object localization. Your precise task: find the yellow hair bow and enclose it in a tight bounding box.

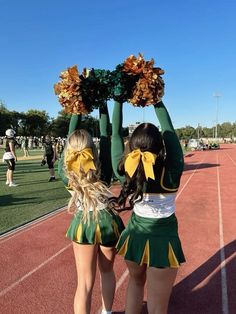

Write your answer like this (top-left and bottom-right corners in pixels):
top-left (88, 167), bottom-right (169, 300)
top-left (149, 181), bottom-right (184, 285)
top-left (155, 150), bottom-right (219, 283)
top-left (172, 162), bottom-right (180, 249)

top-left (65, 148), bottom-right (96, 174)
top-left (124, 149), bottom-right (157, 180)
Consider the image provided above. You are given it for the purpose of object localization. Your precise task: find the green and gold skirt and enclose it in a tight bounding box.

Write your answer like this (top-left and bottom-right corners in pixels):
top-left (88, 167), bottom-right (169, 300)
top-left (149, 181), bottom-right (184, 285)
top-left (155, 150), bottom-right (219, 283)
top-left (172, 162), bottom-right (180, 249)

top-left (66, 209), bottom-right (125, 247)
top-left (116, 213), bottom-right (185, 268)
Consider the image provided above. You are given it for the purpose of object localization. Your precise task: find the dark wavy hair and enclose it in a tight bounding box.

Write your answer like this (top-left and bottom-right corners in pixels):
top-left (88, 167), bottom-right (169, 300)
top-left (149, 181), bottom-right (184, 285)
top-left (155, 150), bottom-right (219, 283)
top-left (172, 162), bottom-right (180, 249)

top-left (116, 123), bottom-right (164, 209)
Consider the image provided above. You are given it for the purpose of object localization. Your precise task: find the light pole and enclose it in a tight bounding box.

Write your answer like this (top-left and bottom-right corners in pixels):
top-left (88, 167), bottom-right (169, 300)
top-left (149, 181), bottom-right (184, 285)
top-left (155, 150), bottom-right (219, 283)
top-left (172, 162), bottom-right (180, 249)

top-left (213, 93), bottom-right (221, 139)
top-left (197, 123), bottom-right (200, 139)
top-left (142, 107), bottom-right (145, 122)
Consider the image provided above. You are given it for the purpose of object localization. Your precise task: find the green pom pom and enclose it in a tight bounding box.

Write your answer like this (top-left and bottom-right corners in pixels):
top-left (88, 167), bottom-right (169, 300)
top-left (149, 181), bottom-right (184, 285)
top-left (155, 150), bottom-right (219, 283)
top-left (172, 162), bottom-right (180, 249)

top-left (110, 64), bottom-right (139, 103)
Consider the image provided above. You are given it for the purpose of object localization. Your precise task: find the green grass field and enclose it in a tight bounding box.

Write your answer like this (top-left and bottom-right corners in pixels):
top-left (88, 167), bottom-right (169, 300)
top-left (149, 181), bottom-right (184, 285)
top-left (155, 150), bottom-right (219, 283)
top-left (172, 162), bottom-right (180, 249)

top-left (0, 147), bottom-right (70, 234)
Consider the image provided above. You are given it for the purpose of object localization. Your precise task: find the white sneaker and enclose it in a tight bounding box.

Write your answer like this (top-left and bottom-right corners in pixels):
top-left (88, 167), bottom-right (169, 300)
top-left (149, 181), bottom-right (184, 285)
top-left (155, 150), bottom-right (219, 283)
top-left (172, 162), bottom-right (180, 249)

top-left (9, 182), bottom-right (18, 187)
top-left (6, 181), bottom-right (9, 185)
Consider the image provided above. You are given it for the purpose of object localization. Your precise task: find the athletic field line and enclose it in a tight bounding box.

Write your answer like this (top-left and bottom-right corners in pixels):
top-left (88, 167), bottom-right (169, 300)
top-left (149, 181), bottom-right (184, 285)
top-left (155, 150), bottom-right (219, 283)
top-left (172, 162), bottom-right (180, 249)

top-left (0, 206), bottom-right (67, 243)
top-left (225, 152), bottom-right (236, 166)
top-left (176, 156), bottom-right (206, 201)
top-left (0, 243), bottom-right (72, 298)
top-left (216, 154), bottom-right (229, 314)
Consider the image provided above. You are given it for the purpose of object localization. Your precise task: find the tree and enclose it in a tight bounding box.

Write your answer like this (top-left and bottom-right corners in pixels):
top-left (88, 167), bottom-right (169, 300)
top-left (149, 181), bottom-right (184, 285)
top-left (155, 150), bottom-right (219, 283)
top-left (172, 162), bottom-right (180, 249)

top-left (50, 110), bottom-right (70, 137)
top-left (81, 116), bottom-right (99, 137)
top-left (220, 122), bottom-right (233, 138)
top-left (176, 126), bottom-right (196, 139)
top-left (0, 102), bottom-right (12, 135)
top-left (21, 110), bottom-right (50, 136)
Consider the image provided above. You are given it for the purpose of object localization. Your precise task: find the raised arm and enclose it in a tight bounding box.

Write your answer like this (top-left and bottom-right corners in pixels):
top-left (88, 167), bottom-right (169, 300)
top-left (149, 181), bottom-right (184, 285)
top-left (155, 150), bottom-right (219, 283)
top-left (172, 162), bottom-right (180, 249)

top-left (68, 114), bottom-right (82, 136)
top-left (58, 114), bottom-right (82, 186)
top-left (111, 101), bottom-right (125, 184)
top-left (154, 101), bottom-right (184, 173)
top-left (99, 104), bottom-right (112, 185)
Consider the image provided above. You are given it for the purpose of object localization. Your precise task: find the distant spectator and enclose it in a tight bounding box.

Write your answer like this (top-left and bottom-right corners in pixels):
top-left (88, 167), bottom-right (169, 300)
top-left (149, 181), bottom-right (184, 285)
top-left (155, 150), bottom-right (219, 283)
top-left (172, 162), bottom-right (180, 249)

top-left (3, 129), bottom-right (18, 187)
top-left (21, 136), bottom-right (30, 157)
top-left (55, 138), bottom-right (64, 159)
top-left (28, 136), bottom-right (33, 149)
top-left (42, 135), bottom-right (57, 182)
top-left (184, 139), bottom-right (188, 150)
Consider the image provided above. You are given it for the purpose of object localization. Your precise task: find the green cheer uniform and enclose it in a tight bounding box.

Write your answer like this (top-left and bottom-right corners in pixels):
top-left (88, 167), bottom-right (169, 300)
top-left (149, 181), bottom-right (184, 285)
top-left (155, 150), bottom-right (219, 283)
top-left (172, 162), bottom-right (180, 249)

top-left (112, 101), bottom-right (186, 268)
top-left (58, 107), bottom-right (124, 246)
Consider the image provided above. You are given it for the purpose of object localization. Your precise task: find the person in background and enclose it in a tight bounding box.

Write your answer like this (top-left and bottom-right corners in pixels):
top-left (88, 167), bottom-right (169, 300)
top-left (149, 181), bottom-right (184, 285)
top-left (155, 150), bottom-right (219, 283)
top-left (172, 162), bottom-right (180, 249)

top-left (42, 135), bottom-right (57, 181)
top-left (111, 100), bottom-right (185, 314)
top-left (3, 129), bottom-right (18, 187)
top-left (55, 137), bottom-right (64, 159)
top-left (21, 136), bottom-right (30, 157)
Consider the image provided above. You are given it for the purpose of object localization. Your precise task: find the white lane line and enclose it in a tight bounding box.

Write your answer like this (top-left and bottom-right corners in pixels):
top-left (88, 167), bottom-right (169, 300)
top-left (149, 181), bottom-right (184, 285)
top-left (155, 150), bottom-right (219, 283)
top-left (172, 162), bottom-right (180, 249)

top-left (0, 207), bottom-right (67, 243)
top-left (115, 269), bottom-right (129, 291)
top-left (225, 153), bottom-right (236, 166)
top-left (216, 154), bottom-right (229, 314)
top-left (0, 243), bottom-right (72, 298)
top-left (176, 156), bottom-right (206, 200)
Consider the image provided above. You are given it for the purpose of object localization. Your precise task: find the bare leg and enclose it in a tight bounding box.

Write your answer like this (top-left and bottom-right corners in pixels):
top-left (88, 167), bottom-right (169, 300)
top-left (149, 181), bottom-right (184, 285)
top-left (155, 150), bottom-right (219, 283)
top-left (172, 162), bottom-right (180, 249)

top-left (98, 245), bottom-right (116, 312)
top-left (7, 169), bottom-right (13, 183)
top-left (6, 169), bottom-right (10, 183)
top-left (146, 267), bottom-right (178, 314)
top-left (125, 260), bottom-right (147, 314)
top-left (72, 242), bottom-right (98, 314)
top-left (49, 168), bottom-right (55, 177)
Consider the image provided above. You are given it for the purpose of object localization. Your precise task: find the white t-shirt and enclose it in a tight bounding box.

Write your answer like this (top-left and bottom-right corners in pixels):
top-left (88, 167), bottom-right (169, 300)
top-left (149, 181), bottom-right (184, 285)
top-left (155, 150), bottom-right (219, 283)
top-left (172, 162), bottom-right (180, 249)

top-left (133, 193), bottom-right (177, 218)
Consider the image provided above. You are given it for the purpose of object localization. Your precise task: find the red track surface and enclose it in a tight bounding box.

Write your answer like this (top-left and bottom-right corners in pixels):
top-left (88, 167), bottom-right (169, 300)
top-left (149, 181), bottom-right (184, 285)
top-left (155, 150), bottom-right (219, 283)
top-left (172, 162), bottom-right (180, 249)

top-left (0, 144), bottom-right (236, 314)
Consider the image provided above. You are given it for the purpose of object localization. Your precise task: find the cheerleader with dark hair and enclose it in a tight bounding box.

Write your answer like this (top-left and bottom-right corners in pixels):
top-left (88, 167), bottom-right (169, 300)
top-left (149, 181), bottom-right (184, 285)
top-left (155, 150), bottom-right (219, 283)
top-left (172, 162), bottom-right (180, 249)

top-left (111, 100), bottom-right (185, 314)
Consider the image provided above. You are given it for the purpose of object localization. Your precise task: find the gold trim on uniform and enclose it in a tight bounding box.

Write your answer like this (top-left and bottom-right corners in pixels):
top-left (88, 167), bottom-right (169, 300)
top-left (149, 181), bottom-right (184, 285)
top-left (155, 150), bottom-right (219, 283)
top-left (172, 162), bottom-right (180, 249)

top-left (117, 235), bottom-right (130, 256)
top-left (140, 240), bottom-right (150, 266)
top-left (160, 167), bottom-right (178, 192)
top-left (76, 223), bottom-right (82, 242)
top-left (168, 243), bottom-right (180, 268)
top-left (94, 224), bottom-right (102, 244)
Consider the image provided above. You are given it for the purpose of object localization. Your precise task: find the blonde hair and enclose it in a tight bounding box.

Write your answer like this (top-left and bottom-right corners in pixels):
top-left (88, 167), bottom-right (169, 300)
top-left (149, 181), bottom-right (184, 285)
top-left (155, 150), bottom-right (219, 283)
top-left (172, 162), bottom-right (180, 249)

top-left (64, 129), bottom-right (111, 222)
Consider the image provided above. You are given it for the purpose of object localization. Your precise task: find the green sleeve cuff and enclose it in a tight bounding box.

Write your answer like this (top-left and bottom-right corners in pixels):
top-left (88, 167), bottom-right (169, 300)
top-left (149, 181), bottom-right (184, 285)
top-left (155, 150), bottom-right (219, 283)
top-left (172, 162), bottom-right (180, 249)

top-left (68, 114), bottom-right (82, 136)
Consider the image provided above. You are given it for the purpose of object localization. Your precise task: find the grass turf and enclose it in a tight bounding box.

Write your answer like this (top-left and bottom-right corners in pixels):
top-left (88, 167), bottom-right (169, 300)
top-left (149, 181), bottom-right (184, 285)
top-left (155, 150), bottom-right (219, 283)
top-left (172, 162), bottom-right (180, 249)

top-left (0, 148), bottom-right (70, 234)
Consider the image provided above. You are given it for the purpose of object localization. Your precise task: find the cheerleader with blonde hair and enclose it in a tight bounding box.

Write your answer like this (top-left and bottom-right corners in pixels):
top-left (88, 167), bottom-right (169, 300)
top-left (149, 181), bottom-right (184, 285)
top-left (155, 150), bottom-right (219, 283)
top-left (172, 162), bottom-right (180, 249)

top-left (59, 108), bottom-right (124, 314)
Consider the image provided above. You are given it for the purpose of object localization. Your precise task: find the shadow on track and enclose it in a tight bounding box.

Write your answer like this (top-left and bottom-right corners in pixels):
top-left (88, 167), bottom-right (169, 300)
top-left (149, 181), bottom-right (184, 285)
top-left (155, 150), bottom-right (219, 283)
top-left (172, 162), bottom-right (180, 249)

top-left (184, 163), bottom-right (220, 171)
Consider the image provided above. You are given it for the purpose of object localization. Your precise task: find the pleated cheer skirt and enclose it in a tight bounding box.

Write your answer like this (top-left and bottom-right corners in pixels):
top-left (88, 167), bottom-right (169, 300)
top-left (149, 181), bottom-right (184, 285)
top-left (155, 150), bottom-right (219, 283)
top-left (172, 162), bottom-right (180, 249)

top-left (66, 209), bottom-right (125, 247)
top-left (116, 212), bottom-right (186, 268)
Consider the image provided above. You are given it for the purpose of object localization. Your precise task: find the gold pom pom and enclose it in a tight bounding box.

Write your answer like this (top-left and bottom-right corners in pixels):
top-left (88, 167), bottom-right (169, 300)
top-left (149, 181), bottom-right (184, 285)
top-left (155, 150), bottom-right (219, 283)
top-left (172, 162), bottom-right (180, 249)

top-left (123, 54), bottom-right (165, 107)
top-left (54, 65), bottom-right (89, 114)
top-left (123, 53), bottom-right (146, 75)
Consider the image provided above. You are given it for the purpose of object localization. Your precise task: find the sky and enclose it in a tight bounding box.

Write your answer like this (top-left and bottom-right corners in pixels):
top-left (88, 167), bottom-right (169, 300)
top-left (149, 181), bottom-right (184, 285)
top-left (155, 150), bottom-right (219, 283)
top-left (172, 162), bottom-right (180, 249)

top-left (0, 0), bottom-right (236, 129)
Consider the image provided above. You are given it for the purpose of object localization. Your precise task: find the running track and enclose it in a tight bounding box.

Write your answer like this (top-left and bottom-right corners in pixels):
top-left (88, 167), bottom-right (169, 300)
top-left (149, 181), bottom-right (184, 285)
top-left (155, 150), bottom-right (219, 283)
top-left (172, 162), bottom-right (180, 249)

top-left (0, 144), bottom-right (235, 314)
